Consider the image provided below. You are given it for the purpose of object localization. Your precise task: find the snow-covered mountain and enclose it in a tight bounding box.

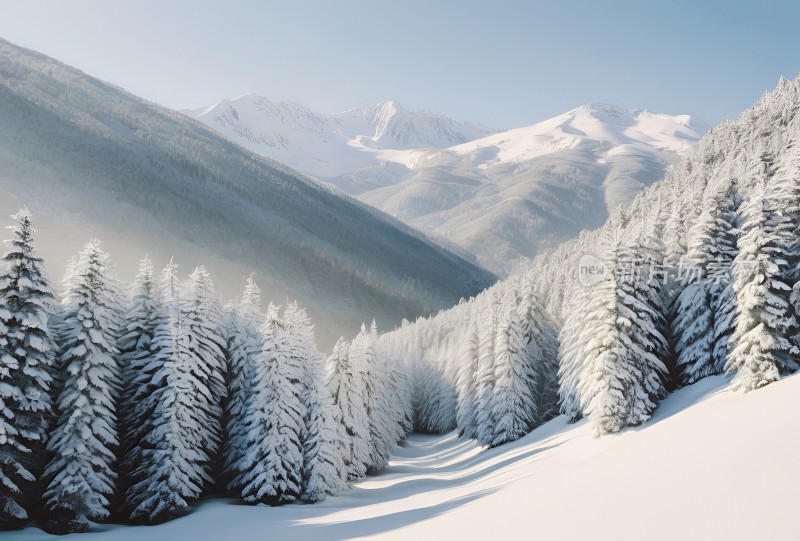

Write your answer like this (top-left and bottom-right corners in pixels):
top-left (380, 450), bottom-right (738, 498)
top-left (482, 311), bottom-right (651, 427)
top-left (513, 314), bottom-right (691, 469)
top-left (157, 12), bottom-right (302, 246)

top-left (184, 95), bottom-right (496, 179)
top-left (190, 96), bottom-right (708, 274)
top-left (359, 103), bottom-right (709, 273)
top-left (0, 39), bottom-right (495, 348)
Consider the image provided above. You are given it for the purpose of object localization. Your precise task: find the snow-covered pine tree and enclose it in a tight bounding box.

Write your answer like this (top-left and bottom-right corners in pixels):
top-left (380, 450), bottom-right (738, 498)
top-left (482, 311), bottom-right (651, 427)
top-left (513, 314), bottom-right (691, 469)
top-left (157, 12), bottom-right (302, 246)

top-left (473, 298), bottom-right (497, 444)
top-left (349, 324), bottom-right (377, 471)
top-left (238, 310), bottom-right (305, 505)
top-left (123, 264), bottom-right (227, 522)
top-left (116, 257), bottom-right (160, 502)
top-left (617, 234), bottom-right (670, 408)
top-left (672, 205), bottom-right (715, 386)
top-left (454, 322), bottom-right (479, 438)
top-left (125, 306), bottom-right (210, 523)
top-left (222, 275), bottom-right (264, 495)
top-left (366, 344), bottom-right (407, 470)
top-left (673, 182), bottom-right (741, 386)
top-left (181, 266), bottom-right (227, 479)
top-left (0, 209), bottom-right (57, 527)
top-left (773, 139), bottom-right (800, 350)
top-left (282, 302), bottom-right (346, 501)
top-left (488, 307), bottom-right (537, 447)
top-left (728, 176), bottom-right (798, 391)
top-left (43, 240), bottom-right (122, 533)
top-left (516, 282), bottom-right (559, 423)
top-left (557, 277), bottom-right (591, 423)
top-left (709, 184), bottom-right (741, 374)
top-left (325, 337), bottom-right (370, 482)
top-left (577, 230), bottom-right (668, 435)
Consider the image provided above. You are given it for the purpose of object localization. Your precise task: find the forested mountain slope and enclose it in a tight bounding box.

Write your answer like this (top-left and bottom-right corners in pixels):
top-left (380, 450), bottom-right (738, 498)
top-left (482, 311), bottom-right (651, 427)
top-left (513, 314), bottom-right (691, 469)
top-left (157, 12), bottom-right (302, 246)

top-left (383, 75), bottom-right (800, 442)
top-left (191, 95), bottom-right (706, 275)
top-left (0, 38), bottom-right (495, 347)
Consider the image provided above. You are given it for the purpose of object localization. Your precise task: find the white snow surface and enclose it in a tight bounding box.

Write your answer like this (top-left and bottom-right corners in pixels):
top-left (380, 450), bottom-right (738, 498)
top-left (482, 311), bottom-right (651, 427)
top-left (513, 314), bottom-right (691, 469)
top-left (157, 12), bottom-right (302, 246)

top-left (450, 102), bottom-right (704, 163)
top-left (11, 373), bottom-right (797, 540)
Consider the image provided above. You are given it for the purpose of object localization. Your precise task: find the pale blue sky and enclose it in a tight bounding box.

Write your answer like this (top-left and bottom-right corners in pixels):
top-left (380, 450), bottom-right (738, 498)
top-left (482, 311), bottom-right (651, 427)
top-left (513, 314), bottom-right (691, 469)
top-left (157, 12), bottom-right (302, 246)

top-left (1, 0), bottom-right (798, 128)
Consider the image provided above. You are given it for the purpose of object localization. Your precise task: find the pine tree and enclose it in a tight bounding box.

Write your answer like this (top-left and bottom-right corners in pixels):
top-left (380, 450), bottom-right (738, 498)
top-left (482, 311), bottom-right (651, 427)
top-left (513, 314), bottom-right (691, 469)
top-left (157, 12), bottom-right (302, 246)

top-left (117, 257), bottom-right (160, 502)
top-left (672, 199), bottom-right (716, 385)
top-left (283, 302), bottom-right (346, 501)
top-left (473, 299), bottom-right (497, 444)
top-left (238, 312), bottom-right (305, 505)
top-left (558, 282), bottom-right (591, 423)
top-left (123, 265), bottom-right (226, 522)
top-left (125, 308), bottom-right (211, 523)
top-left (709, 185), bottom-right (740, 374)
top-left (42, 240), bottom-right (121, 532)
top-left (349, 324), bottom-right (378, 472)
top-left (181, 267), bottom-right (227, 478)
top-left (516, 282), bottom-right (559, 423)
top-left (222, 275), bottom-right (264, 495)
top-left (326, 337), bottom-right (370, 482)
top-left (577, 230), bottom-right (668, 435)
top-left (727, 179), bottom-right (798, 391)
top-left (454, 322), bottom-right (479, 437)
top-left (0, 209), bottom-right (57, 527)
top-left (488, 307), bottom-right (537, 447)
top-left (673, 183), bottom-right (740, 385)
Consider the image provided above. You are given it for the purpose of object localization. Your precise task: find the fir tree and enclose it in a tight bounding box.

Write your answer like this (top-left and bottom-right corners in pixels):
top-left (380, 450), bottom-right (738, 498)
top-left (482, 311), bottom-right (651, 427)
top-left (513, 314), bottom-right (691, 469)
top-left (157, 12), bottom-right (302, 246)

top-left (488, 308), bottom-right (537, 447)
top-left (473, 299), bottom-right (497, 444)
top-left (283, 302), bottom-right (346, 501)
top-left (0, 209), bottom-right (57, 527)
top-left (238, 312), bottom-right (305, 505)
top-left (516, 282), bottom-right (560, 423)
top-left (326, 337), bottom-right (370, 482)
top-left (181, 266), bottom-right (227, 478)
top-left (454, 322), bottom-right (479, 437)
top-left (42, 240), bottom-right (121, 532)
top-left (116, 256), bottom-right (160, 502)
top-left (222, 275), bottom-right (264, 495)
top-left (728, 179), bottom-right (798, 391)
top-left (578, 231), bottom-right (668, 435)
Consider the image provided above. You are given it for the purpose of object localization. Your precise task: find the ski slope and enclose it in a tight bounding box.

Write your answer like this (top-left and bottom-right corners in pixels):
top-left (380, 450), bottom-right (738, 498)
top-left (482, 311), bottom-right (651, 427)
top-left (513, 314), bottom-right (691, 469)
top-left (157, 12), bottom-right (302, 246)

top-left (9, 373), bottom-right (797, 540)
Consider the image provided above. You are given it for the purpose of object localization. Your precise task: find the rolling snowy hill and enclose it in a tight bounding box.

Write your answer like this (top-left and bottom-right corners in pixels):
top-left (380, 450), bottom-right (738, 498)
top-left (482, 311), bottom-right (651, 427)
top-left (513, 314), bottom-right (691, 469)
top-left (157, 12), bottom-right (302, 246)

top-left (190, 97), bottom-right (707, 274)
top-left (0, 38), bottom-right (495, 348)
top-left (10, 373), bottom-right (797, 540)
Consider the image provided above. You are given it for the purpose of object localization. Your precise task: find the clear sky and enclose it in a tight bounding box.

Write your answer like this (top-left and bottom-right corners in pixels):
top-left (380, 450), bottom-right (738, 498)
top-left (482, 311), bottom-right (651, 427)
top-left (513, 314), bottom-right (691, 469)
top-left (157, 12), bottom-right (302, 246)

top-left (1, 0), bottom-right (798, 128)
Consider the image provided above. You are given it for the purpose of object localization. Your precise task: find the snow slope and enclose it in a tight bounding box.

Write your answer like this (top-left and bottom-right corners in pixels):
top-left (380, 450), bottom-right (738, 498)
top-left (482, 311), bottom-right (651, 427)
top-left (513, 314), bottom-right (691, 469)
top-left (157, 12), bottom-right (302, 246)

top-left (11, 373), bottom-right (795, 540)
top-left (0, 39), bottom-right (495, 348)
top-left (184, 96), bottom-right (496, 179)
top-left (190, 95), bottom-right (707, 275)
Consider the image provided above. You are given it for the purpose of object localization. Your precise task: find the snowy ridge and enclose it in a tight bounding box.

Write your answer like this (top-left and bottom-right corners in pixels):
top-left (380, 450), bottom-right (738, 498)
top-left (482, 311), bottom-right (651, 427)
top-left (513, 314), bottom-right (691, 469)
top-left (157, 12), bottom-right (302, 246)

top-left (183, 96), bottom-right (496, 178)
top-left (450, 101), bottom-right (707, 164)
